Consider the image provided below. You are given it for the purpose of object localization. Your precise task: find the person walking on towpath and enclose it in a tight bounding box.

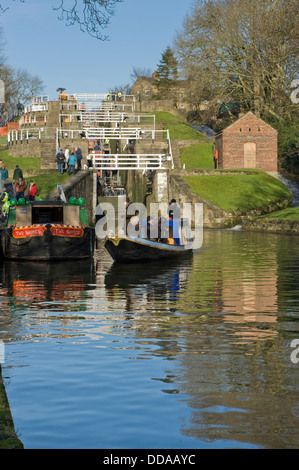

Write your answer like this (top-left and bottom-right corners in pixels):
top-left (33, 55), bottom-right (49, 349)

top-left (75, 146), bottom-right (82, 171)
top-left (56, 149), bottom-right (65, 174)
top-left (68, 152), bottom-right (77, 175)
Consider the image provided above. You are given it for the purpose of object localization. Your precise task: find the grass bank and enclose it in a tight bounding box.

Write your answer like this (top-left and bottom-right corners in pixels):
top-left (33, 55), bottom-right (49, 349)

top-left (258, 206), bottom-right (299, 221)
top-left (183, 172), bottom-right (291, 212)
top-left (154, 112), bottom-right (210, 141)
top-left (1, 149), bottom-right (70, 198)
top-left (180, 143), bottom-right (214, 169)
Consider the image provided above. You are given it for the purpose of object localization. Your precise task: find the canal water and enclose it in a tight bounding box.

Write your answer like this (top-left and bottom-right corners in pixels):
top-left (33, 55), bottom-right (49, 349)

top-left (1, 229), bottom-right (299, 449)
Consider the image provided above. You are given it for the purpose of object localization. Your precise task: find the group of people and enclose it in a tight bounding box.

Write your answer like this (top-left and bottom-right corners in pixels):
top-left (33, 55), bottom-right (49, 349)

top-left (0, 161), bottom-right (38, 211)
top-left (55, 146), bottom-right (83, 175)
top-left (107, 90), bottom-right (123, 101)
top-left (122, 198), bottom-right (181, 244)
top-left (12, 165), bottom-right (37, 201)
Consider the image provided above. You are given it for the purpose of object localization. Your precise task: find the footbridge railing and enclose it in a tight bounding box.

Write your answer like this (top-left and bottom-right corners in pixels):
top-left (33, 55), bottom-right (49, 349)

top-left (90, 153), bottom-right (171, 170)
top-left (60, 112), bottom-right (155, 127)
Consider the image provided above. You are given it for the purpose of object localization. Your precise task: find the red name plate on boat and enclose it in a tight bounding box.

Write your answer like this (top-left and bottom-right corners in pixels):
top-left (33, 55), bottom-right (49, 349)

top-left (12, 226), bottom-right (47, 238)
top-left (50, 225), bottom-right (84, 237)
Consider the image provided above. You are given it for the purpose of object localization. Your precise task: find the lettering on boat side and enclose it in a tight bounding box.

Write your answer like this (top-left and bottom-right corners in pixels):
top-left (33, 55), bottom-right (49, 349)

top-left (0, 340), bottom-right (4, 364)
top-left (102, 454), bottom-right (196, 466)
top-left (290, 339), bottom-right (299, 364)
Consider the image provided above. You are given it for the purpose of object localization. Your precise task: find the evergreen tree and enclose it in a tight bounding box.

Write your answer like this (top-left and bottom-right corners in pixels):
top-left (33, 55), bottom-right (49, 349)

top-left (155, 47), bottom-right (178, 98)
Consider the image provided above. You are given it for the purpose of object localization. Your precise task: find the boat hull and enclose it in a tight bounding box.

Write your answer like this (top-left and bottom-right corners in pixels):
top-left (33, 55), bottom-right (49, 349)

top-left (1, 225), bottom-right (95, 261)
top-left (105, 236), bottom-right (193, 263)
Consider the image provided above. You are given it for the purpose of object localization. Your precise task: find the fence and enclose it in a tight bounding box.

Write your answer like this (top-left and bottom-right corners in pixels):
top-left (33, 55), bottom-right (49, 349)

top-left (19, 114), bottom-right (47, 125)
top-left (24, 103), bottom-right (49, 113)
top-left (59, 112), bottom-right (155, 127)
top-left (90, 153), bottom-right (170, 170)
top-left (31, 95), bottom-right (50, 104)
top-left (85, 128), bottom-right (170, 142)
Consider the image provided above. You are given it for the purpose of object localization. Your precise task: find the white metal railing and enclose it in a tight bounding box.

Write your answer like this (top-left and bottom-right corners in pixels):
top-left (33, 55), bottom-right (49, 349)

top-left (31, 95), bottom-right (50, 104)
top-left (59, 112), bottom-right (155, 126)
top-left (72, 93), bottom-right (135, 103)
top-left (80, 102), bottom-right (135, 112)
top-left (90, 153), bottom-right (170, 170)
top-left (8, 127), bottom-right (58, 142)
top-left (85, 127), bottom-right (170, 142)
top-left (8, 128), bottom-right (43, 142)
top-left (24, 103), bottom-right (48, 113)
top-left (19, 114), bottom-right (47, 125)
top-left (85, 127), bottom-right (142, 140)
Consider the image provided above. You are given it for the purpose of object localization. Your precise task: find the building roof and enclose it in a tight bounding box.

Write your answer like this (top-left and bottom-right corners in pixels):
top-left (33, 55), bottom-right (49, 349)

top-left (219, 111), bottom-right (277, 135)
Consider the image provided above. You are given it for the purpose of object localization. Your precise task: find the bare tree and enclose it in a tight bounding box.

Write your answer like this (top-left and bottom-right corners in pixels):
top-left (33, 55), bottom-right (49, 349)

top-left (130, 66), bottom-right (152, 83)
top-left (174, 0), bottom-right (299, 121)
top-left (0, 65), bottom-right (44, 105)
top-left (0, 0), bottom-right (124, 40)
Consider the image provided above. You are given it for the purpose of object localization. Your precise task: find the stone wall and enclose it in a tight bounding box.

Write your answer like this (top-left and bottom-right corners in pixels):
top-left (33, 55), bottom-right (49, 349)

top-left (242, 217), bottom-right (299, 234)
top-left (8, 139), bottom-right (42, 158)
top-left (134, 99), bottom-right (187, 120)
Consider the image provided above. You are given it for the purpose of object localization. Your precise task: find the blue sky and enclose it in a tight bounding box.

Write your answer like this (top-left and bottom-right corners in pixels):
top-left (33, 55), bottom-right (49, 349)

top-left (0, 0), bottom-right (194, 100)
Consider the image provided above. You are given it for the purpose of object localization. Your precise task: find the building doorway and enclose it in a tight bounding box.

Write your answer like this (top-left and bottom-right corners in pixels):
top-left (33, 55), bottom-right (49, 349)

top-left (244, 142), bottom-right (256, 168)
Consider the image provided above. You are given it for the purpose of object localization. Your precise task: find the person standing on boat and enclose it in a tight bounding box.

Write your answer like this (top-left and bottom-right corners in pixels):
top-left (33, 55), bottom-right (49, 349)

top-left (167, 199), bottom-right (181, 245)
top-left (56, 149), bottom-right (65, 174)
top-left (14, 177), bottom-right (27, 201)
top-left (167, 199), bottom-right (181, 220)
top-left (27, 180), bottom-right (37, 201)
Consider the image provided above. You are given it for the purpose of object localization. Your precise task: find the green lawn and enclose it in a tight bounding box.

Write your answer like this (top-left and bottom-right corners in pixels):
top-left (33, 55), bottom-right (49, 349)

top-left (33, 173), bottom-right (70, 198)
top-left (183, 173), bottom-right (291, 212)
top-left (1, 149), bottom-right (40, 172)
top-left (154, 112), bottom-right (183, 124)
top-left (153, 111), bottom-right (210, 141)
top-left (181, 143), bottom-right (214, 169)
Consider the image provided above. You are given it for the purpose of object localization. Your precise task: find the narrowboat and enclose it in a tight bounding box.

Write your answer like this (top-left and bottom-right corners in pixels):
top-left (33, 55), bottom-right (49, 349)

top-left (104, 218), bottom-right (194, 263)
top-left (1, 197), bottom-right (95, 260)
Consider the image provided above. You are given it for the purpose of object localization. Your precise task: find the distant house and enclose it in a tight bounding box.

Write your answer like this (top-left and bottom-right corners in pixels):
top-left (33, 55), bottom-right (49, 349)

top-left (214, 112), bottom-right (278, 172)
top-left (132, 72), bottom-right (190, 111)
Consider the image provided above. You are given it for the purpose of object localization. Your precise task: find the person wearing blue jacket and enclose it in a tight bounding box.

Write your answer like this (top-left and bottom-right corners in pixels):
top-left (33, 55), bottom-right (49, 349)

top-left (68, 152), bottom-right (77, 175)
top-left (0, 164), bottom-right (8, 182)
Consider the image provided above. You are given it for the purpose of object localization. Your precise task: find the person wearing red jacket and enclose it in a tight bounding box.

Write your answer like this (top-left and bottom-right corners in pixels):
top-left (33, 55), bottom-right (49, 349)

top-left (28, 180), bottom-right (37, 201)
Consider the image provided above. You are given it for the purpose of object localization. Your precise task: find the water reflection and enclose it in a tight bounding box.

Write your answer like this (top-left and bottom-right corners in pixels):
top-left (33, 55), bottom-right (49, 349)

top-left (0, 259), bottom-right (97, 343)
top-left (105, 258), bottom-right (191, 311)
top-left (1, 230), bottom-right (299, 449)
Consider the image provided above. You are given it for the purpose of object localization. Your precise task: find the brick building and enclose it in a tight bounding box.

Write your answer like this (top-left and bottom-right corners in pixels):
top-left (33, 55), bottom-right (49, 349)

top-left (214, 112), bottom-right (278, 172)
